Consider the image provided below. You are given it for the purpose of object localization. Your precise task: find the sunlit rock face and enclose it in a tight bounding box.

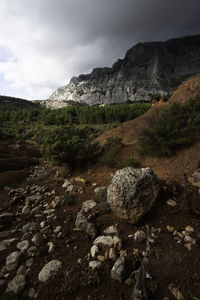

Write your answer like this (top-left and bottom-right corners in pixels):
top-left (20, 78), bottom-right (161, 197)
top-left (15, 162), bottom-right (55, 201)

top-left (49, 35), bottom-right (200, 106)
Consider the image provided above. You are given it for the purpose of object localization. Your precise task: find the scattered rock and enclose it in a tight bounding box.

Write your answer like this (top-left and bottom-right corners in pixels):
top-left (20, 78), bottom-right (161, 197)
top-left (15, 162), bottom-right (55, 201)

top-left (74, 177), bottom-right (86, 184)
top-left (28, 287), bottom-right (36, 298)
top-left (167, 226), bottom-right (174, 232)
top-left (38, 260), bottom-right (62, 283)
top-left (75, 212), bottom-right (87, 229)
top-left (0, 238), bottom-right (17, 252)
top-left (17, 265), bottom-right (26, 276)
top-left (91, 245), bottom-right (98, 258)
top-left (0, 279), bottom-right (6, 288)
top-left (17, 240), bottom-right (29, 253)
top-left (54, 226), bottom-right (62, 233)
top-left (107, 168), bottom-right (159, 224)
top-left (111, 257), bottom-right (127, 283)
top-left (6, 251), bottom-right (20, 271)
top-left (26, 258), bottom-right (34, 268)
top-left (185, 226), bottom-right (194, 233)
top-left (31, 233), bottom-right (44, 246)
top-left (6, 275), bottom-right (26, 295)
top-left (103, 226), bottom-right (118, 236)
top-left (184, 243), bottom-right (192, 251)
top-left (167, 199), bottom-right (177, 207)
top-left (134, 230), bottom-right (146, 242)
top-left (89, 261), bottom-right (102, 270)
top-left (184, 235), bottom-right (196, 245)
top-left (48, 242), bottom-right (55, 253)
top-left (62, 179), bottom-right (71, 188)
top-left (93, 235), bottom-right (114, 250)
top-left (81, 200), bottom-right (97, 213)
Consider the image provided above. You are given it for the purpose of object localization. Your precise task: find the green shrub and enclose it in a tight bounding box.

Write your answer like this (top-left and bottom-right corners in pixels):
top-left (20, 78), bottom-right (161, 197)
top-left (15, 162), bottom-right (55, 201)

top-left (139, 94), bottom-right (200, 157)
top-left (117, 156), bottom-right (142, 169)
top-left (41, 126), bottom-right (100, 170)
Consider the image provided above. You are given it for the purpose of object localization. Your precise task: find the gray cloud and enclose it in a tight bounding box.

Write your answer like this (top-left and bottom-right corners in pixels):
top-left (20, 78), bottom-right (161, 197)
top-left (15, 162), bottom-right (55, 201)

top-left (0, 0), bottom-right (200, 99)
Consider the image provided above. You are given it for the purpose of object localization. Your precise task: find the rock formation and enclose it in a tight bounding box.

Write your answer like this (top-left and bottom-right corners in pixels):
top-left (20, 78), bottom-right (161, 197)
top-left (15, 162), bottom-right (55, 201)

top-left (48, 34), bottom-right (200, 106)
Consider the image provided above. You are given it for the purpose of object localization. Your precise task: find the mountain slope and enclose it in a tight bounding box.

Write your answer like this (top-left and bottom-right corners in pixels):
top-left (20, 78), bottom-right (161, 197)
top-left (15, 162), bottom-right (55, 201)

top-left (0, 96), bottom-right (40, 110)
top-left (49, 34), bottom-right (200, 106)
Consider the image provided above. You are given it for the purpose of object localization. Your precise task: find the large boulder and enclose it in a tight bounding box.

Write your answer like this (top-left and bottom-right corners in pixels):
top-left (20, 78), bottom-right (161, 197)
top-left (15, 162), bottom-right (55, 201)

top-left (107, 167), bottom-right (160, 224)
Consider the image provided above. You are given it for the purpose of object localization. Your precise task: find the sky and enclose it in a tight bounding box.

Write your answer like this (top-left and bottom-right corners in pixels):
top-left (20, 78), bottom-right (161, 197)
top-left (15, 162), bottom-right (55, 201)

top-left (0, 0), bottom-right (200, 100)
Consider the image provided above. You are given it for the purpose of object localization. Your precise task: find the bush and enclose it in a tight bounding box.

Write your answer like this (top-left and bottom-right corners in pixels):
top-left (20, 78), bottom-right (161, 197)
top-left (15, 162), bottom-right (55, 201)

top-left (41, 126), bottom-right (100, 169)
top-left (139, 94), bottom-right (200, 157)
top-left (117, 156), bottom-right (142, 169)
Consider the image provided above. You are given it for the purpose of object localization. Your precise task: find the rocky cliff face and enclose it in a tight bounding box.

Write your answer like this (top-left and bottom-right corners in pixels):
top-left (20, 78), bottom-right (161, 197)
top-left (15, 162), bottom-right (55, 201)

top-left (49, 35), bottom-right (200, 105)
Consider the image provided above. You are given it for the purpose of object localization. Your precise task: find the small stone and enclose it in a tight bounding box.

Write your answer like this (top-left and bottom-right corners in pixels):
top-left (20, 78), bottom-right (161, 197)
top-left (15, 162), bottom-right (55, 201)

top-left (17, 240), bottom-right (29, 253)
top-left (54, 226), bottom-right (61, 233)
top-left (77, 258), bottom-right (82, 264)
top-left (184, 235), bottom-right (196, 245)
top-left (92, 183), bottom-right (97, 187)
top-left (184, 243), bottom-right (192, 251)
top-left (93, 235), bottom-right (114, 250)
top-left (89, 261), bottom-right (102, 270)
top-left (185, 226), bottom-right (194, 233)
top-left (81, 200), bottom-right (96, 213)
top-left (62, 179), bottom-right (71, 188)
top-left (97, 255), bottom-right (105, 262)
top-left (38, 260), bottom-right (62, 283)
top-left (75, 212), bottom-right (87, 229)
top-left (27, 246), bottom-right (37, 257)
top-left (6, 251), bottom-right (20, 271)
top-left (167, 226), bottom-right (174, 232)
top-left (48, 242), bottom-right (55, 253)
top-left (26, 258), bottom-right (33, 268)
top-left (167, 199), bottom-right (177, 207)
top-left (6, 275), bottom-right (26, 295)
top-left (0, 238), bottom-right (17, 252)
top-left (28, 287), bottom-right (36, 298)
top-left (0, 213), bottom-right (15, 225)
top-left (134, 230), bottom-right (146, 242)
top-left (17, 265), bottom-right (26, 276)
top-left (103, 226), bottom-right (118, 236)
top-left (111, 257), bottom-right (126, 283)
top-left (31, 233), bottom-right (44, 246)
top-left (40, 221), bottom-right (46, 228)
top-left (74, 177), bottom-right (86, 184)
top-left (90, 245), bottom-right (98, 258)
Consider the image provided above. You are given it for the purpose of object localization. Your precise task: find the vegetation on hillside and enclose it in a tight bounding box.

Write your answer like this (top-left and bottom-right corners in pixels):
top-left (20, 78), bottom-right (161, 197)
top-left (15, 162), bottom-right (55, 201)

top-left (139, 93), bottom-right (200, 156)
top-left (0, 102), bottom-right (150, 169)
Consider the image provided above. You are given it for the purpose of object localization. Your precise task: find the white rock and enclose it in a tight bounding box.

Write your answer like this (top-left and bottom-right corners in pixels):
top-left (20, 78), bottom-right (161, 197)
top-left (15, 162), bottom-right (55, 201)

top-left (111, 257), bottom-right (126, 282)
top-left (93, 235), bottom-right (114, 250)
top-left (89, 261), bottom-right (102, 270)
top-left (54, 226), bottom-right (61, 233)
top-left (6, 251), bottom-right (20, 271)
top-left (90, 245), bottom-right (98, 258)
top-left (184, 235), bottom-right (196, 245)
top-left (38, 260), bottom-right (62, 283)
top-left (75, 212), bottom-right (87, 229)
top-left (81, 200), bottom-right (96, 213)
top-left (6, 275), bottom-right (26, 295)
top-left (185, 226), bottom-right (194, 233)
top-left (62, 179), bottom-right (71, 188)
top-left (134, 230), bottom-right (146, 242)
top-left (48, 242), bottom-right (55, 253)
top-left (17, 240), bottom-right (29, 253)
top-left (103, 226), bottom-right (118, 236)
top-left (167, 199), bottom-right (177, 207)
top-left (40, 221), bottom-right (46, 228)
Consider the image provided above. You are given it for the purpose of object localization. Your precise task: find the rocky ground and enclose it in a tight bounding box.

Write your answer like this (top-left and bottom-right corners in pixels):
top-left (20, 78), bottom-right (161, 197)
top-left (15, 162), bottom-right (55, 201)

top-left (1, 142), bottom-right (200, 300)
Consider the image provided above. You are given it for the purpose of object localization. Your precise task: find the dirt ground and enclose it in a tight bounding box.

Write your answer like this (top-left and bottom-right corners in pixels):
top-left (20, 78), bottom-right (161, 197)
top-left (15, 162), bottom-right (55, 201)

top-left (0, 140), bottom-right (200, 300)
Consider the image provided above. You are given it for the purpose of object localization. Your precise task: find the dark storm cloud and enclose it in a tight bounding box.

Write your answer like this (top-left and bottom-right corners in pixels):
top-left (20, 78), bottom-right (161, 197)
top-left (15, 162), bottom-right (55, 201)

top-left (0, 0), bottom-right (200, 99)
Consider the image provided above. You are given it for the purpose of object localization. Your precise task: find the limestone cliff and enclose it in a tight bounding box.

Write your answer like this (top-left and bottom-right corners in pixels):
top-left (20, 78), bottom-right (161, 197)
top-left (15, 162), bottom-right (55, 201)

top-left (48, 34), bottom-right (200, 106)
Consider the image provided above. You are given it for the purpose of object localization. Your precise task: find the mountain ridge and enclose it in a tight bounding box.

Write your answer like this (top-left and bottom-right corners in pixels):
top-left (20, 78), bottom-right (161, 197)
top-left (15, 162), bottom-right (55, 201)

top-left (48, 34), bottom-right (200, 106)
